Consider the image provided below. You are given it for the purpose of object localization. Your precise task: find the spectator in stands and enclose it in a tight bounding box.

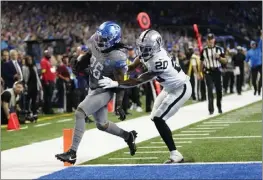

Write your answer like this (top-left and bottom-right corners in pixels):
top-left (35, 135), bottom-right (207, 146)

top-left (1, 49), bottom-right (9, 63)
top-left (232, 46), bottom-right (246, 95)
top-left (57, 55), bottom-right (75, 113)
top-left (1, 81), bottom-right (24, 124)
top-left (22, 55), bottom-right (42, 119)
top-left (2, 49), bottom-right (23, 88)
top-left (40, 50), bottom-right (56, 114)
top-left (245, 37), bottom-right (262, 96)
top-left (223, 49), bottom-right (235, 94)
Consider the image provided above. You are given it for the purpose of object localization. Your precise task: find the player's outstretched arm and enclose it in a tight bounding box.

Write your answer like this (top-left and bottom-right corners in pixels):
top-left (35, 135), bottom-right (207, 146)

top-left (99, 71), bottom-right (160, 89)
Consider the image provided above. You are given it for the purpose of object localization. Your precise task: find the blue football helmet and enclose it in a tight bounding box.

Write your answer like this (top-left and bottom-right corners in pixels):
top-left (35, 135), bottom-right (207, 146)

top-left (94, 21), bottom-right (121, 51)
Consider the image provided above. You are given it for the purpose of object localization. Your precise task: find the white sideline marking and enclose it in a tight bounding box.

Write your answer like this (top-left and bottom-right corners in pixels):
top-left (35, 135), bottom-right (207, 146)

top-left (190, 127), bottom-right (224, 130)
top-left (124, 151), bottom-right (168, 154)
top-left (204, 121), bottom-right (261, 124)
top-left (198, 124), bottom-right (229, 127)
top-left (181, 130), bottom-right (216, 133)
top-left (78, 161), bottom-right (262, 167)
top-left (138, 146), bottom-right (182, 149)
top-left (20, 126), bottom-right (28, 130)
top-left (109, 157), bottom-right (158, 160)
top-left (34, 123), bottom-right (51, 127)
top-left (173, 133), bottom-right (209, 136)
top-left (173, 136), bottom-right (262, 140)
top-left (151, 141), bottom-right (192, 144)
top-left (56, 119), bottom-right (73, 123)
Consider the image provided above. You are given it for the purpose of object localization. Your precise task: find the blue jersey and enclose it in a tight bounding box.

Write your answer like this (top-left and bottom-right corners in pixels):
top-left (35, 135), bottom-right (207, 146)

top-left (87, 35), bottom-right (127, 91)
top-left (245, 39), bottom-right (262, 68)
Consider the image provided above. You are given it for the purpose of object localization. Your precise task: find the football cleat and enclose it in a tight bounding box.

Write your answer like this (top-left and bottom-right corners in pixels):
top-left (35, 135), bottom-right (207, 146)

top-left (55, 149), bottom-right (77, 164)
top-left (125, 130), bottom-right (138, 156)
top-left (164, 150), bottom-right (184, 164)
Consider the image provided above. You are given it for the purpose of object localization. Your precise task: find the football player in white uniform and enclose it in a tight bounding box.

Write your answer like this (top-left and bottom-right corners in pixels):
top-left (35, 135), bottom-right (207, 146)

top-left (99, 29), bottom-right (192, 163)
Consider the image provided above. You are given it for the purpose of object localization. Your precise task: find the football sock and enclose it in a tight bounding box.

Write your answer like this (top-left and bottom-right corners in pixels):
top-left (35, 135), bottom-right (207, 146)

top-left (153, 118), bottom-right (176, 151)
top-left (105, 121), bottom-right (130, 140)
top-left (71, 110), bottom-right (86, 152)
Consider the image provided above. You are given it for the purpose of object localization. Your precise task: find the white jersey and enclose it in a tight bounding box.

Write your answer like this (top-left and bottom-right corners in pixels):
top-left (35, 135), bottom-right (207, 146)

top-left (141, 48), bottom-right (189, 91)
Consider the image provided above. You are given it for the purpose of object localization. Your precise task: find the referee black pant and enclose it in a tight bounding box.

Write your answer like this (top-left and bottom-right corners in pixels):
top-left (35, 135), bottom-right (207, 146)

top-left (205, 69), bottom-right (222, 113)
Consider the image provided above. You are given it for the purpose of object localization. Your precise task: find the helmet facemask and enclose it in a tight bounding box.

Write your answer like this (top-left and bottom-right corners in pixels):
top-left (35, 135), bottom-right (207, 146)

top-left (136, 39), bottom-right (160, 61)
top-left (94, 31), bottom-right (113, 51)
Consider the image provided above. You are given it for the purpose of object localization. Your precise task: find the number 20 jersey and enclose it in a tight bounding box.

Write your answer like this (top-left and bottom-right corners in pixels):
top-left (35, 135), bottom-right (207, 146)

top-left (87, 35), bottom-right (127, 90)
top-left (141, 48), bottom-right (189, 91)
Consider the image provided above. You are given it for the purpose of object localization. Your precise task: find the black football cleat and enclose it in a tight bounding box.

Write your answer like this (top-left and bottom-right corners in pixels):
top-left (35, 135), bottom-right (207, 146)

top-left (125, 130), bottom-right (138, 156)
top-left (55, 149), bottom-right (77, 164)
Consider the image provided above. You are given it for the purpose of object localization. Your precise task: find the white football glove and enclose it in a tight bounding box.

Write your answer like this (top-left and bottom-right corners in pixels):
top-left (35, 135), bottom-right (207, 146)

top-left (98, 76), bottom-right (119, 89)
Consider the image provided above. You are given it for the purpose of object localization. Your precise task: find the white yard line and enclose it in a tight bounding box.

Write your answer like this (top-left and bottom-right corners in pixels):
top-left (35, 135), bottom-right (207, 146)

top-left (1, 90), bottom-right (260, 179)
top-left (181, 130), bottom-right (216, 133)
top-left (124, 151), bottom-right (168, 154)
top-left (197, 124), bottom-right (229, 127)
top-left (190, 127), bottom-right (224, 130)
top-left (56, 119), bottom-right (73, 123)
top-left (173, 136), bottom-right (262, 140)
top-left (204, 121), bottom-right (261, 124)
top-left (151, 141), bottom-right (192, 144)
top-left (138, 146), bottom-right (182, 149)
top-left (34, 123), bottom-right (51, 127)
top-left (173, 133), bottom-right (209, 136)
top-left (109, 157), bottom-right (158, 160)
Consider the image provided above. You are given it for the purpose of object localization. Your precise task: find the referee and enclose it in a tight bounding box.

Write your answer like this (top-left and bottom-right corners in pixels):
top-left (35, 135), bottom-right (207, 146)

top-left (200, 33), bottom-right (227, 115)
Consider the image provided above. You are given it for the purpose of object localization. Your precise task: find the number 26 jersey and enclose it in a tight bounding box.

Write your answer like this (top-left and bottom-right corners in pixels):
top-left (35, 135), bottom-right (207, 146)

top-left (141, 48), bottom-right (189, 90)
top-left (87, 35), bottom-right (127, 90)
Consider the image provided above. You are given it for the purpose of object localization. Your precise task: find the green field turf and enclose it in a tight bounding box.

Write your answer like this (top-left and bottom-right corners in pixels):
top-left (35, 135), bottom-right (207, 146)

top-left (84, 101), bottom-right (262, 165)
top-left (1, 98), bottom-right (194, 151)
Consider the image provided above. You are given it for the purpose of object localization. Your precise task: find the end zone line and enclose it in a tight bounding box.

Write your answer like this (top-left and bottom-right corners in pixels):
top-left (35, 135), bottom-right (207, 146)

top-left (78, 161), bottom-right (262, 167)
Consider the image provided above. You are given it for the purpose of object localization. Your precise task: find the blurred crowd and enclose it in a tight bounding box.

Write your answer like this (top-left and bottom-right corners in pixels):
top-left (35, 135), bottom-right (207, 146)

top-left (1, 2), bottom-right (262, 124)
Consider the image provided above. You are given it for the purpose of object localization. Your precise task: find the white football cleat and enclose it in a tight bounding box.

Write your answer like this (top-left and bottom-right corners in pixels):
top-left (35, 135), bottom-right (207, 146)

top-left (136, 106), bottom-right (143, 112)
top-left (164, 150), bottom-right (184, 164)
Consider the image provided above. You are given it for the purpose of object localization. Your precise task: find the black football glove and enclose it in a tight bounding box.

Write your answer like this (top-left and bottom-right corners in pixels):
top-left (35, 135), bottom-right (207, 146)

top-left (116, 107), bottom-right (126, 121)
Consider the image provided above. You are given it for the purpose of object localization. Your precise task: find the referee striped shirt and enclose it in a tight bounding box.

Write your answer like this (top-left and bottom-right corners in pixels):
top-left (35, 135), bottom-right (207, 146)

top-left (200, 45), bottom-right (225, 69)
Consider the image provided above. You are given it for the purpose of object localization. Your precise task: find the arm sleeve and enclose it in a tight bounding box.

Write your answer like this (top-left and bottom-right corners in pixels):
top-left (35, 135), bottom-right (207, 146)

top-left (200, 49), bottom-right (204, 61)
top-left (1, 91), bottom-right (11, 103)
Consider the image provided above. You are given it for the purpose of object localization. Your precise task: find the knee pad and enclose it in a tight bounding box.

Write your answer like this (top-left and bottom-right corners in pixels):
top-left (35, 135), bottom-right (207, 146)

top-left (75, 107), bottom-right (86, 120)
top-left (96, 122), bottom-right (109, 131)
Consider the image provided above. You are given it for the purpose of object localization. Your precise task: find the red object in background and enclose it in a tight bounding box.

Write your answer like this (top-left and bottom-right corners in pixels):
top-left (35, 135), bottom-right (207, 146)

top-left (7, 112), bottom-right (20, 131)
top-left (137, 12), bottom-right (151, 30)
top-left (193, 24), bottom-right (203, 53)
top-left (40, 57), bottom-right (56, 84)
